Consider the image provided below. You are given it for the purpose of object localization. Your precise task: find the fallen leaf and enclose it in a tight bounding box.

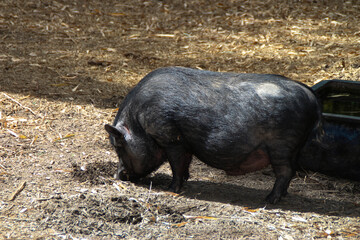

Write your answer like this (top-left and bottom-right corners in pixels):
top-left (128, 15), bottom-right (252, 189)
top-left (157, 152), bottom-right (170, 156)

top-left (54, 134), bottom-right (75, 142)
top-left (184, 215), bottom-right (218, 220)
top-left (19, 134), bottom-right (27, 139)
top-left (243, 207), bottom-right (260, 213)
top-left (164, 191), bottom-right (180, 197)
top-left (172, 222), bottom-right (188, 227)
top-left (92, 9), bottom-right (101, 15)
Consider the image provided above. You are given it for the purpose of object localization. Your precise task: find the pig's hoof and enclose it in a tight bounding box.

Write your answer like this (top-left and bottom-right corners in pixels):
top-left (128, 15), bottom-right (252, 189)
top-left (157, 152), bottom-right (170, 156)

top-left (184, 172), bottom-right (190, 182)
top-left (265, 192), bottom-right (281, 204)
top-left (168, 183), bottom-right (182, 193)
top-left (168, 186), bottom-right (180, 193)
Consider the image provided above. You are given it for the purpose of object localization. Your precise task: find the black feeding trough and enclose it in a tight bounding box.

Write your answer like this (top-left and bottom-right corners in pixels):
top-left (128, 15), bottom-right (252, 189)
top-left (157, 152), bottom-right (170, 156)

top-left (299, 80), bottom-right (360, 181)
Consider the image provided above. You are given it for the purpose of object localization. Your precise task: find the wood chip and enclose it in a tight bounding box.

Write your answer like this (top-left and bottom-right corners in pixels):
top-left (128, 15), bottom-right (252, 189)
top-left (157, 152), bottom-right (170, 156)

top-left (8, 181), bottom-right (26, 201)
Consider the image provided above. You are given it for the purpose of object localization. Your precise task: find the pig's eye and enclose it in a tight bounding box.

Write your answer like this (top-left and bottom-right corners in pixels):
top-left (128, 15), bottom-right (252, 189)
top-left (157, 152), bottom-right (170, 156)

top-left (114, 146), bottom-right (124, 157)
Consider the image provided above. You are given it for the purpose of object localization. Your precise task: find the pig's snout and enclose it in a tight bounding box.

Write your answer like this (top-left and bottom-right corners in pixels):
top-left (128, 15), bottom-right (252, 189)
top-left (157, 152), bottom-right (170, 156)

top-left (114, 168), bottom-right (139, 181)
top-left (114, 168), bottom-right (130, 181)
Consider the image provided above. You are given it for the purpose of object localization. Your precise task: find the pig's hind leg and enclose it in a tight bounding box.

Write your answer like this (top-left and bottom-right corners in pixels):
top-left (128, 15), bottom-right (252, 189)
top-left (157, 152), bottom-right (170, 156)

top-left (165, 145), bottom-right (193, 193)
top-left (266, 146), bottom-right (298, 204)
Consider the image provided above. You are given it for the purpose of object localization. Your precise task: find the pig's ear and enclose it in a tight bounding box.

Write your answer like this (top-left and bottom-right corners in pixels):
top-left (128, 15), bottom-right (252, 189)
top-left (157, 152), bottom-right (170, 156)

top-left (105, 124), bottom-right (122, 138)
top-left (105, 124), bottom-right (132, 142)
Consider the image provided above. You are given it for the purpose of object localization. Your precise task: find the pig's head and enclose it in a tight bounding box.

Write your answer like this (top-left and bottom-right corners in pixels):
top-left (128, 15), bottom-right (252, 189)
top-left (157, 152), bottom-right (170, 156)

top-left (105, 123), bottom-right (166, 181)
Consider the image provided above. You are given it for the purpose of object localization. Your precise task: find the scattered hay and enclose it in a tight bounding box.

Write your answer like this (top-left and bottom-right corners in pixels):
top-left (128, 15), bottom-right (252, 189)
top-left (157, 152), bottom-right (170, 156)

top-left (36, 193), bottom-right (188, 238)
top-left (1, 0), bottom-right (360, 239)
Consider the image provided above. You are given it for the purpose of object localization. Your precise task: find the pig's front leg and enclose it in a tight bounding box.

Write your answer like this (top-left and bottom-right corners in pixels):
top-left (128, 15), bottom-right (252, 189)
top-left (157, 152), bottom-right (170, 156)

top-left (165, 146), bottom-right (192, 193)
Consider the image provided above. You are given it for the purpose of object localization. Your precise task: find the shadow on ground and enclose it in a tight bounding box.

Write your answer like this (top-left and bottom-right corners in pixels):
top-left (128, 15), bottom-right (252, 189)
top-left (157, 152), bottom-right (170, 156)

top-left (71, 160), bottom-right (360, 217)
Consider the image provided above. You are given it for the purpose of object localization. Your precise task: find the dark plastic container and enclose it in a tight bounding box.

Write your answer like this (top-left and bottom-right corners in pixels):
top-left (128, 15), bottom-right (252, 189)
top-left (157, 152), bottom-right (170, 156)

top-left (299, 80), bottom-right (360, 181)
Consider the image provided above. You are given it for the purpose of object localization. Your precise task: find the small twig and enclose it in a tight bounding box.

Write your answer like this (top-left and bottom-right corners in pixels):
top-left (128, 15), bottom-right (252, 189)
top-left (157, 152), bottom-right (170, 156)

top-left (113, 182), bottom-right (123, 192)
top-left (30, 135), bottom-right (38, 145)
top-left (8, 181), bottom-right (26, 201)
top-left (37, 196), bottom-right (62, 202)
top-left (113, 181), bottom-right (128, 191)
top-left (0, 163), bottom-right (6, 170)
top-left (6, 129), bottom-right (19, 138)
top-left (37, 198), bottom-right (53, 202)
top-left (145, 181), bottom-right (152, 203)
top-left (2, 93), bottom-right (37, 116)
top-left (0, 216), bottom-right (33, 221)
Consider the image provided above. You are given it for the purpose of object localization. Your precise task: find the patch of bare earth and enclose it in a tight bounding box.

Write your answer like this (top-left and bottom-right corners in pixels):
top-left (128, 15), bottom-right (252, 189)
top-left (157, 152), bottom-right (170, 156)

top-left (1, 0), bottom-right (360, 239)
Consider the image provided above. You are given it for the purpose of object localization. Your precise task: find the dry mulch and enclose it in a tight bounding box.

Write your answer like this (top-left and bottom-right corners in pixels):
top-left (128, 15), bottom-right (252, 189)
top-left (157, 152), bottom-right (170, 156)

top-left (1, 0), bottom-right (360, 239)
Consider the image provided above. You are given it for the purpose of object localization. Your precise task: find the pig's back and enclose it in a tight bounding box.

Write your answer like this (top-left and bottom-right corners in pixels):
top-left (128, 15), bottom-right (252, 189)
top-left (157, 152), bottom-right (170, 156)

top-left (131, 67), bottom-right (320, 166)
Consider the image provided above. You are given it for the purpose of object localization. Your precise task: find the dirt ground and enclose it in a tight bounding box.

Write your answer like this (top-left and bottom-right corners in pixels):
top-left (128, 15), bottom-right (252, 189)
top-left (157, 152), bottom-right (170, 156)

top-left (1, 0), bottom-right (360, 239)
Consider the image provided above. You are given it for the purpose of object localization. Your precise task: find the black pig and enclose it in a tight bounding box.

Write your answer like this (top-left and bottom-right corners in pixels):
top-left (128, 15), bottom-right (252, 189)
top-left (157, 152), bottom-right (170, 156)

top-left (299, 120), bottom-right (360, 181)
top-left (105, 67), bottom-right (322, 203)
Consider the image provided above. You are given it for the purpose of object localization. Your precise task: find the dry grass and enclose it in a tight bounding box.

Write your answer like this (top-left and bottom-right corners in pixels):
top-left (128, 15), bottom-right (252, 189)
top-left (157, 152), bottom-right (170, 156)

top-left (1, 0), bottom-right (360, 239)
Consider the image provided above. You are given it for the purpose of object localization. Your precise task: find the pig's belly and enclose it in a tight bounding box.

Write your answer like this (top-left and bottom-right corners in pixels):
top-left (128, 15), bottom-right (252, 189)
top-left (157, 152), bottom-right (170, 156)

top-left (199, 149), bottom-right (270, 175)
top-left (225, 149), bottom-right (270, 175)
